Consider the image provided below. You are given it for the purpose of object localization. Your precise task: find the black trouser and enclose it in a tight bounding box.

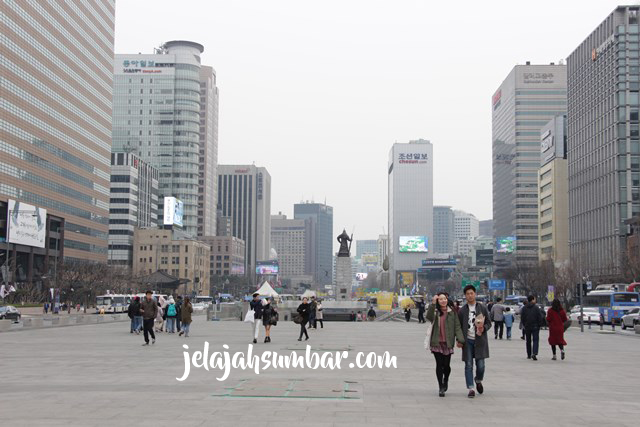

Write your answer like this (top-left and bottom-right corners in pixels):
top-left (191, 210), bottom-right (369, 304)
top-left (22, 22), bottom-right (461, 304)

top-left (525, 328), bottom-right (539, 357)
top-left (176, 317), bottom-right (181, 332)
top-left (143, 318), bottom-right (155, 343)
top-left (317, 319), bottom-right (323, 328)
top-left (418, 311), bottom-right (425, 323)
top-left (308, 316), bottom-right (316, 329)
top-left (494, 320), bottom-right (504, 338)
top-left (299, 322), bottom-right (309, 339)
top-left (551, 344), bottom-right (564, 355)
top-left (432, 352), bottom-right (452, 389)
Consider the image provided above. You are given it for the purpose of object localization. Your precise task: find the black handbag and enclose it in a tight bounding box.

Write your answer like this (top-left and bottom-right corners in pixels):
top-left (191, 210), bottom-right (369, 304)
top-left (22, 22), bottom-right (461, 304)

top-left (292, 313), bottom-right (302, 324)
top-left (270, 312), bottom-right (279, 326)
top-left (563, 319), bottom-right (572, 331)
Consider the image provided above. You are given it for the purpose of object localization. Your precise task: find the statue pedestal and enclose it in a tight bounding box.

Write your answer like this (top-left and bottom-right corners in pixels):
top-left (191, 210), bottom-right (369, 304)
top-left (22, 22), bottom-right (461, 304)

top-left (336, 256), bottom-right (352, 301)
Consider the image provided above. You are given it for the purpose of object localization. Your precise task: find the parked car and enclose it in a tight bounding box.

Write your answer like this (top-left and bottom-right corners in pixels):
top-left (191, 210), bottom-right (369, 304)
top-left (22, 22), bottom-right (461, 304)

top-left (0, 305), bottom-right (21, 323)
top-left (569, 307), bottom-right (602, 323)
top-left (192, 302), bottom-right (206, 312)
top-left (621, 307), bottom-right (640, 330)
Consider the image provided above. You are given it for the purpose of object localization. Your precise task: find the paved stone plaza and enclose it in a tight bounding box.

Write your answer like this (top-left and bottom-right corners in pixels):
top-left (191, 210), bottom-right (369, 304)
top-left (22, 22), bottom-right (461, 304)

top-left (1, 317), bottom-right (638, 426)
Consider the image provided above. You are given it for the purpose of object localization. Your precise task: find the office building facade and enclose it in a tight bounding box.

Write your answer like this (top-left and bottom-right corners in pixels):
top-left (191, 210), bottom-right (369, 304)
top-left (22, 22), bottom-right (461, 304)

top-left (270, 214), bottom-right (313, 279)
top-left (294, 202), bottom-right (333, 285)
top-left (568, 6), bottom-right (640, 277)
top-left (539, 116), bottom-right (569, 264)
top-left (197, 65), bottom-right (219, 237)
top-left (108, 152), bottom-right (159, 267)
top-left (479, 219), bottom-right (494, 237)
top-left (113, 40), bottom-right (216, 237)
top-left (216, 165), bottom-right (271, 279)
top-left (388, 140), bottom-right (433, 288)
top-left (492, 63), bottom-right (567, 262)
top-left (433, 206), bottom-right (455, 254)
top-left (356, 240), bottom-right (377, 258)
top-left (0, 1), bottom-right (115, 264)
top-left (454, 210), bottom-right (479, 242)
top-left (200, 235), bottom-right (245, 278)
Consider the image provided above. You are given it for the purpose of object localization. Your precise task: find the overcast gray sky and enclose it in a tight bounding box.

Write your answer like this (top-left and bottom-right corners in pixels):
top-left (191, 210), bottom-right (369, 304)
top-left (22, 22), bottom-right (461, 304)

top-left (115, 0), bottom-right (625, 246)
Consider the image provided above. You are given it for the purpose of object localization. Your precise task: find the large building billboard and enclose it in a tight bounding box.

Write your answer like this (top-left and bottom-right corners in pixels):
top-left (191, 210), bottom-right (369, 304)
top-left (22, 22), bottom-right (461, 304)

top-left (396, 271), bottom-right (416, 287)
top-left (399, 236), bottom-right (428, 253)
top-left (495, 236), bottom-right (516, 254)
top-left (163, 197), bottom-right (184, 227)
top-left (7, 200), bottom-right (46, 248)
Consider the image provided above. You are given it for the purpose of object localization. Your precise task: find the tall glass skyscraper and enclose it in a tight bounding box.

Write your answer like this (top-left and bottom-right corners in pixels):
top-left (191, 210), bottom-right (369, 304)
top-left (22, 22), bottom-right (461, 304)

top-left (113, 41), bottom-right (218, 237)
top-left (492, 63), bottom-right (567, 263)
top-left (0, 1), bottom-right (115, 264)
top-left (294, 202), bottom-right (334, 285)
top-left (568, 6), bottom-right (640, 278)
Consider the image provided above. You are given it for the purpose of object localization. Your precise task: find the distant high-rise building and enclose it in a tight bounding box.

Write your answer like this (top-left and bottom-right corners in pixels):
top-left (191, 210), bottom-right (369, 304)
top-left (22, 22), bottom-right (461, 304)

top-left (492, 63), bottom-right (567, 262)
top-left (377, 234), bottom-right (389, 268)
top-left (356, 240), bottom-right (377, 258)
top-left (113, 40), bottom-right (217, 237)
top-left (454, 210), bottom-right (479, 242)
top-left (294, 202), bottom-right (333, 285)
top-left (216, 165), bottom-right (271, 279)
top-left (433, 206), bottom-right (455, 254)
top-left (271, 214), bottom-right (313, 279)
top-left (198, 65), bottom-right (219, 237)
top-left (479, 219), bottom-right (494, 237)
top-left (0, 1), bottom-right (115, 267)
top-left (539, 116), bottom-right (569, 264)
top-left (109, 153), bottom-right (159, 267)
top-left (388, 140), bottom-right (433, 288)
top-left (568, 6), bottom-right (638, 277)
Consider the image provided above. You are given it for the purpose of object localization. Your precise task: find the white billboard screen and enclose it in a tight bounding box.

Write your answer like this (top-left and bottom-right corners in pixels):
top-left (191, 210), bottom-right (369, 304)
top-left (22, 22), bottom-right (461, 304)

top-left (7, 199), bottom-right (46, 248)
top-left (163, 197), bottom-right (183, 227)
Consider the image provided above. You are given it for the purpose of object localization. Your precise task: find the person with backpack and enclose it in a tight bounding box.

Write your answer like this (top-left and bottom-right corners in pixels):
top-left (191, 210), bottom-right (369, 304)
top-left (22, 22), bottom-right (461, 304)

top-left (127, 296), bottom-right (141, 334)
top-left (503, 307), bottom-right (514, 340)
top-left (458, 285), bottom-right (492, 398)
top-left (296, 297), bottom-right (310, 341)
top-left (426, 292), bottom-right (465, 397)
top-left (179, 297), bottom-right (193, 338)
top-left (165, 297), bottom-right (178, 333)
top-left (521, 295), bottom-right (544, 360)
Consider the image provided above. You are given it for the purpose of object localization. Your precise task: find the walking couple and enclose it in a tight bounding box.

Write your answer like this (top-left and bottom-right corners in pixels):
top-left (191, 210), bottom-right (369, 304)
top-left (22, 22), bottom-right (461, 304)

top-left (425, 285), bottom-right (491, 398)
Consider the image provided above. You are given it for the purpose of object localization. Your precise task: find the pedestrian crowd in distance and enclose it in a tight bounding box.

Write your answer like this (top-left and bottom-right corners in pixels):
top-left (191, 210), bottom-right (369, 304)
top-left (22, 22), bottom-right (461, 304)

top-left (127, 291), bottom-right (193, 346)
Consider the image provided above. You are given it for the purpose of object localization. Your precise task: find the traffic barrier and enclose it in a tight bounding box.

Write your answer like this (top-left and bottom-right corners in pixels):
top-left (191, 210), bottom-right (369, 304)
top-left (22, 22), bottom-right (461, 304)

top-left (634, 324), bottom-right (640, 334)
top-left (59, 317), bottom-right (69, 326)
top-left (51, 317), bottom-right (60, 325)
top-left (0, 319), bottom-right (12, 332)
top-left (32, 318), bottom-right (43, 327)
top-left (22, 318), bottom-right (32, 327)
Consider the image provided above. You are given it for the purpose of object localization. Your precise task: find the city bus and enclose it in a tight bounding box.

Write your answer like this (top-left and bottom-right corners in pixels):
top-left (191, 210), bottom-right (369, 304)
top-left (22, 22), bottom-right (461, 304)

top-left (95, 294), bottom-right (131, 313)
top-left (583, 290), bottom-right (640, 323)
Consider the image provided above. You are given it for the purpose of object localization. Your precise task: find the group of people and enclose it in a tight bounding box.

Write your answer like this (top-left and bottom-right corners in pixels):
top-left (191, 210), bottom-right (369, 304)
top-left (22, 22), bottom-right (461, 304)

top-left (247, 292), bottom-right (279, 343)
top-left (294, 296), bottom-right (323, 341)
top-left (424, 285), bottom-right (569, 398)
top-left (127, 291), bottom-right (193, 346)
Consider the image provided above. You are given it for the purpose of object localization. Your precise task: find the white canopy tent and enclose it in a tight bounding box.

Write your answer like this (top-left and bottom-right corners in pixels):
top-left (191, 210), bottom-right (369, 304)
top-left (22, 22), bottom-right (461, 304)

top-left (256, 281), bottom-right (279, 298)
top-left (300, 289), bottom-right (316, 299)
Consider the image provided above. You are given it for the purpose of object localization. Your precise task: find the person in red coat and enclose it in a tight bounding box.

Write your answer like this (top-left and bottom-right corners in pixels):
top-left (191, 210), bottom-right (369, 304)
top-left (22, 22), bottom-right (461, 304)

top-left (546, 299), bottom-right (568, 360)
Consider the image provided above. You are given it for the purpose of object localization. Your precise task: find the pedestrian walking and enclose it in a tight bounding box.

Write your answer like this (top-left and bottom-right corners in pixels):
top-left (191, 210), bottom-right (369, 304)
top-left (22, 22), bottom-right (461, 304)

top-left (297, 297), bottom-right (310, 341)
top-left (367, 306), bottom-right (377, 321)
top-left (458, 285), bottom-right (491, 399)
top-left (316, 300), bottom-right (324, 329)
top-left (503, 307), bottom-right (514, 340)
top-left (404, 306), bottom-right (412, 322)
top-left (308, 296), bottom-right (317, 329)
top-left (426, 292), bottom-right (465, 397)
top-left (140, 291), bottom-right (157, 346)
top-left (418, 299), bottom-right (426, 323)
top-left (262, 297), bottom-right (277, 343)
top-left (127, 296), bottom-right (141, 334)
top-left (175, 296), bottom-right (183, 333)
top-left (521, 295), bottom-right (544, 360)
top-left (44, 302), bottom-right (49, 314)
top-left (165, 297), bottom-right (178, 333)
top-left (158, 295), bottom-right (167, 332)
top-left (546, 299), bottom-right (568, 360)
top-left (249, 292), bottom-right (263, 344)
top-left (154, 301), bottom-right (164, 333)
top-left (179, 297), bottom-right (193, 337)
top-left (491, 298), bottom-right (505, 340)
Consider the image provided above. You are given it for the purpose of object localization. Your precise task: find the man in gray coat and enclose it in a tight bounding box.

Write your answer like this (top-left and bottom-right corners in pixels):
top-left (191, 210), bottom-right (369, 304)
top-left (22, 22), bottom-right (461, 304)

top-left (458, 285), bottom-right (492, 398)
top-left (490, 297), bottom-right (505, 340)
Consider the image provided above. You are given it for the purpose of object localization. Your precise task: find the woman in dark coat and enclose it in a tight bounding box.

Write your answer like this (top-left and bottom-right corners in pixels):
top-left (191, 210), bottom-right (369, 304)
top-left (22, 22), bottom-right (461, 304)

top-left (262, 298), bottom-right (277, 343)
top-left (546, 299), bottom-right (567, 360)
top-left (297, 297), bottom-right (310, 341)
